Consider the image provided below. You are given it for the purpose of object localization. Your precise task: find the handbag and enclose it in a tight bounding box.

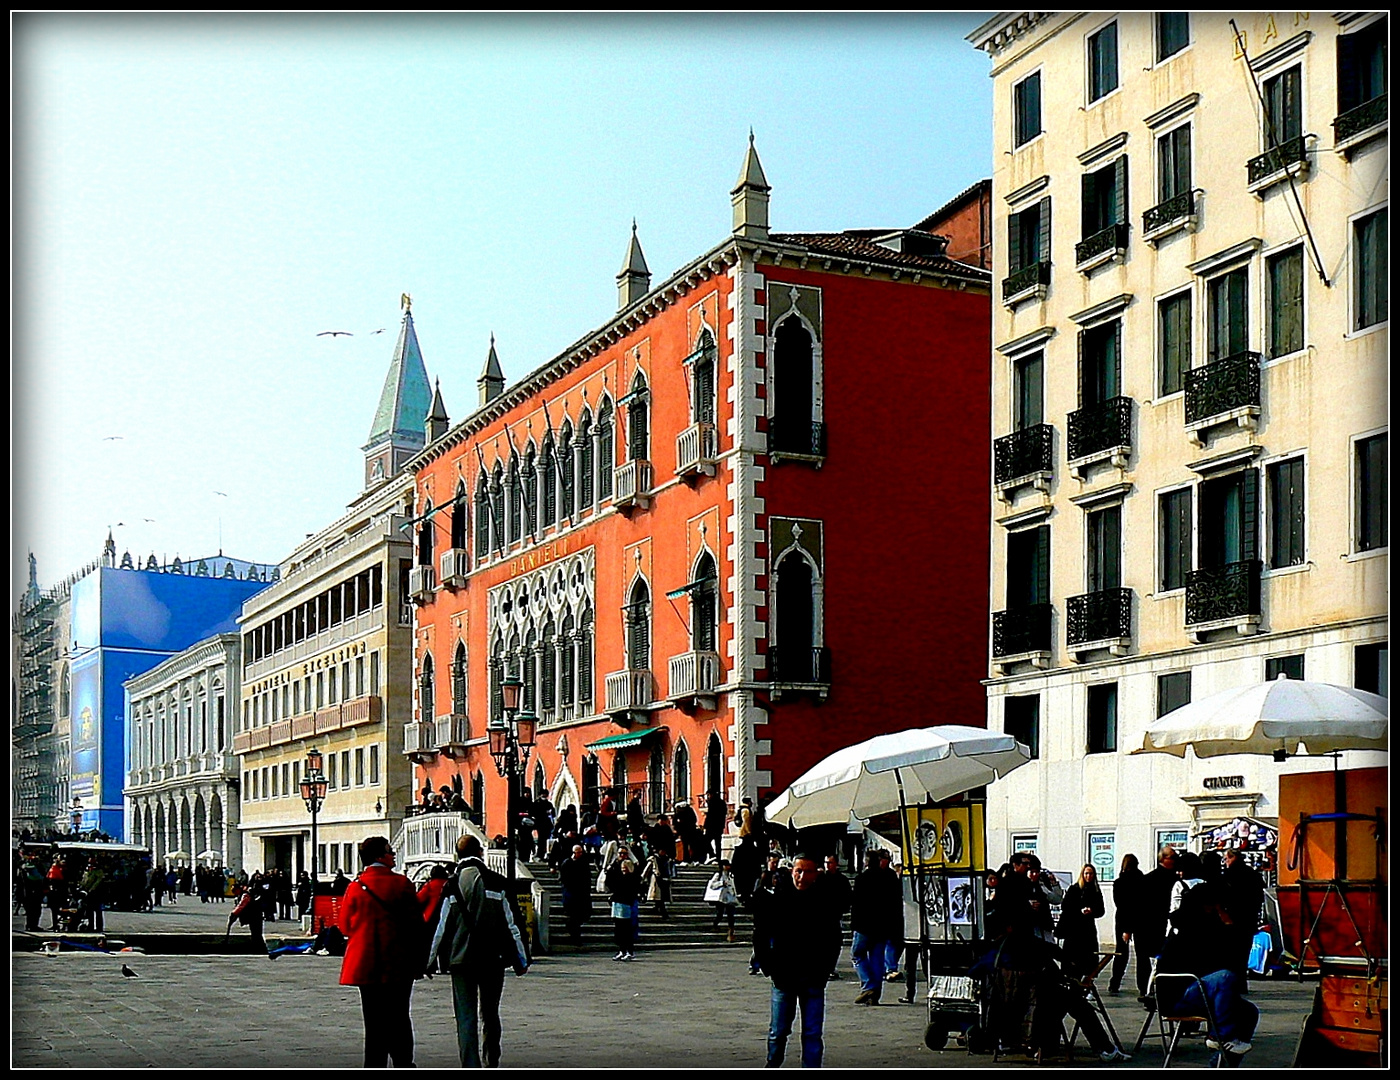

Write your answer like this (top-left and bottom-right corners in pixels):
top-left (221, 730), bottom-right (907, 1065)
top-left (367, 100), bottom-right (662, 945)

top-left (357, 877), bottom-right (431, 976)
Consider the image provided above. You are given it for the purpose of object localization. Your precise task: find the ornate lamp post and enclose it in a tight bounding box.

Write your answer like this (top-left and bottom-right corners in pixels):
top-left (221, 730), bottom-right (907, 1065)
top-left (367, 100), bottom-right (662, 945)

top-left (488, 675), bottom-right (537, 890)
top-left (298, 748), bottom-right (329, 880)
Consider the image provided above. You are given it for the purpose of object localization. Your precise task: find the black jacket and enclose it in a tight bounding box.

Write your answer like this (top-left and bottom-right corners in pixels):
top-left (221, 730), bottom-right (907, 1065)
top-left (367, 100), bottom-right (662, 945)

top-left (757, 881), bottom-right (844, 991)
top-left (1112, 867), bottom-right (1144, 936)
top-left (850, 866), bottom-right (902, 939)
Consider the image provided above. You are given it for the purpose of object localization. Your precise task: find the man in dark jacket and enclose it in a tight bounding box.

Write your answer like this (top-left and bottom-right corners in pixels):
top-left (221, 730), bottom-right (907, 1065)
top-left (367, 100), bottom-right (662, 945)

top-left (1221, 848), bottom-right (1264, 978)
top-left (1136, 847), bottom-right (1179, 1000)
top-left (849, 850), bottom-right (902, 1004)
top-left (557, 843), bottom-right (594, 945)
top-left (433, 835), bottom-right (529, 1068)
top-left (756, 854), bottom-right (844, 1068)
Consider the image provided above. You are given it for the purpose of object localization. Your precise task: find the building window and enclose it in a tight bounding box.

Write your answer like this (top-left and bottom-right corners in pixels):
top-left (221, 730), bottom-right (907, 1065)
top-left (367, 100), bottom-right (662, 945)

top-left (1086, 504), bottom-right (1122, 592)
top-left (1008, 199), bottom-right (1050, 278)
top-left (1207, 267), bottom-right (1250, 362)
top-left (451, 642), bottom-right (468, 715)
top-left (1014, 351), bottom-right (1044, 429)
top-left (1157, 671), bottom-right (1192, 717)
top-left (343, 843), bottom-right (353, 871)
top-left (1087, 22), bottom-right (1119, 103)
top-left (771, 317), bottom-right (819, 456)
top-left (1267, 457), bottom-right (1306, 569)
top-left (1004, 695), bottom-right (1040, 759)
top-left (1354, 209), bottom-right (1388, 330)
top-left (475, 478), bottom-right (490, 557)
top-left (626, 579), bottom-right (651, 672)
top-left (578, 419), bottom-right (594, 509)
top-left (523, 447), bottom-right (538, 531)
top-left (1158, 291), bottom-right (1192, 396)
top-left (1199, 469), bottom-right (1260, 568)
top-left (1337, 17), bottom-right (1388, 119)
top-left (542, 438), bottom-right (558, 527)
top-left (1266, 654), bottom-right (1305, 681)
top-left (419, 653), bottom-right (434, 721)
top-left (355, 747), bottom-right (365, 786)
top-left (1263, 66), bottom-right (1303, 146)
top-left (1087, 683), bottom-right (1118, 754)
top-left (1267, 247), bottom-right (1304, 358)
top-left (1355, 642), bottom-right (1389, 697)
top-left (673, 740), bottom-right (691, 807)
top-left (507, 458), bottom-right (522, 542)
top-left (1080, 320), bottom-right (1121, 407)
top-left (1157, 124), bottom-right (1191, 204)
top-left (693, 333), bottom-right (717, 425)
top-left (1006, 525), bottom-right (1050, 607)
top-left (327, 754), bottom-right (336, 790)
top-left (626, 379), bottom-right (649, 464)
top-left (596, 401), bottom-right (614, 500)
top-left (773, 550), bottom-right (821, 682)
top-left (691, 552), bottom-right (718, 653)
top-left (492, 464), bottom-right (507, 550)
top-left (450, 485), bottom-right (467, 550)
top-left (558, 426), bottom-right (576, 516)
top-left (1081, 158), bottom-right (1128, 242)
top-left (370, 651), bottom-right (380, 696)
top-left (1014, 70), bottom-right (1042, 147)
top-left (1356, 433), bottom-right (1388, 551)
top-left (1156, 13), bottom-right (1189, 62)
top-left (341, 752), bottom-right (351, 790)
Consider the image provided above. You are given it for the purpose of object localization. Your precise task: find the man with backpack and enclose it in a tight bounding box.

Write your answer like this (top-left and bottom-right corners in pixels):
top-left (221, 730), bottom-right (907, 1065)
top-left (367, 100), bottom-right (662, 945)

top-left (431, 834), bottom-right (529, 1068)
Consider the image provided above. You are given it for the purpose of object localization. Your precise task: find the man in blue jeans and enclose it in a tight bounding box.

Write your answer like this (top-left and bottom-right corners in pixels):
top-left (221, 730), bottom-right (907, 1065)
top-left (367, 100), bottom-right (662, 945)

top-left (755, 854), bottom-right (844, 1067)
top-left (849, 850), bottom-right (901, 1004)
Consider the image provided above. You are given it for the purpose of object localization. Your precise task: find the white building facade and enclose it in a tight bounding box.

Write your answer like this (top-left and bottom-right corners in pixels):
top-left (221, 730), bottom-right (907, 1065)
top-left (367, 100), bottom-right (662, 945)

top-left (970, 12), bottom-right (1387, 917)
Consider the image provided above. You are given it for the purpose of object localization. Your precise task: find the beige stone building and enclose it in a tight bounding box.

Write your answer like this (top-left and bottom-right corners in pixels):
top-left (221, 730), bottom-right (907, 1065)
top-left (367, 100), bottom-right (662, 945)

top-left (234, 311), bottom-right (434, 876)
top-left (970, 12), bottom-right (1387, 902)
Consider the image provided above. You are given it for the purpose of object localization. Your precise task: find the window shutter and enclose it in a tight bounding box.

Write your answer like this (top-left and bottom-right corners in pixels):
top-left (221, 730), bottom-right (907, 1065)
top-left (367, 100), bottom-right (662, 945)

top-left (1113, 155), bottom-right (1128, 225)
top-left (578, 626), bottom-right (593, 705)
top-left (1076, 329), bottom-right (1085, 407)
top-left (1038, 197), bottom-right (1051, 267)
top-left (1081, 171), bottom-right (1095, 238)
top-left (1105, 505), bottom-right (1121, 590)
top-left (1240, 468), bottom-right (1260, 563)
top-left (1034, 525), bottom-right (1050, 605)
top-left (1110, 320), bottom-right (1122, 399)
top-left (1288, 460), bottom-right (1305, 565)
top-left (1008, 209), bottom-right (1024, 274)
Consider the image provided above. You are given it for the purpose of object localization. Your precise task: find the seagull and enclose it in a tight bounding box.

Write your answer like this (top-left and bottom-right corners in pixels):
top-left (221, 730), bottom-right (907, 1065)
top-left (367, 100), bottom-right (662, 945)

top-left (317, 331), bottom-right (353, 337)
top-left (213, 491), bottom-right (228, 497)
top-left (143, 518), bottom-right (156, 523)
top-left (121, 964), bottom-right (139, 978)
top-left (370, 328), bottom-right (385, 334)
top-left (102, 436), bottom-right (124, 441)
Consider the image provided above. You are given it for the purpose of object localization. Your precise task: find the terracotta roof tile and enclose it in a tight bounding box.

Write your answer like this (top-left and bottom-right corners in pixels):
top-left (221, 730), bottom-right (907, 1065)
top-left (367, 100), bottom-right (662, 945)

top-left (769, 232), bottom-right (991, 279)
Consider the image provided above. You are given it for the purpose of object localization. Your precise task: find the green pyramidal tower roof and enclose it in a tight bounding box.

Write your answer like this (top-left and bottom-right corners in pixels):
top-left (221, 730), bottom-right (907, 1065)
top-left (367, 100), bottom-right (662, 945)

top-left (365, 310), bottom-right (433, 451)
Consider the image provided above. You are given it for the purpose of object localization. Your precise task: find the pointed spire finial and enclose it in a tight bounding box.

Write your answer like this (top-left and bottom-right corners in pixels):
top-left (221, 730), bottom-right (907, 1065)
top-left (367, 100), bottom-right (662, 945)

top-left (478, 334), bottom-right (505, 407)
top-left (617, 221), bottom-right (651, 310)
top-left (732, 131), bottom-right (771, 240)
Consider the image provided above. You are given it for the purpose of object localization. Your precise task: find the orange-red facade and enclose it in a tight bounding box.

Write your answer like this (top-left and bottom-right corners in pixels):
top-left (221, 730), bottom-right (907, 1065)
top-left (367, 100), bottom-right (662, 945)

top-left (407, 225), bottom-right (991, 836)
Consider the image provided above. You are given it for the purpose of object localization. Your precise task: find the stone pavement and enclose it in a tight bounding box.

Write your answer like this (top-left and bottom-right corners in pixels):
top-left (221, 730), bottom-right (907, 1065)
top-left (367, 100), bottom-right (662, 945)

top-left (13, 943), bottom-right (1314, 1068)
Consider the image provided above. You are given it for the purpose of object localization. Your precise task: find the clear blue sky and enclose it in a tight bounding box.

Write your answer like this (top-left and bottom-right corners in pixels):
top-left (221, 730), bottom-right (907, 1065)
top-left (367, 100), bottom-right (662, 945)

top-left (13, 13), bottom-right (992, 597)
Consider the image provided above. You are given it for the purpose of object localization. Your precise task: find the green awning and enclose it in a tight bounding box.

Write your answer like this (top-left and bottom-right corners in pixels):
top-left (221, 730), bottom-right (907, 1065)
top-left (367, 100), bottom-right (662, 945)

top-left (585, 726), bottom-right (664, 751)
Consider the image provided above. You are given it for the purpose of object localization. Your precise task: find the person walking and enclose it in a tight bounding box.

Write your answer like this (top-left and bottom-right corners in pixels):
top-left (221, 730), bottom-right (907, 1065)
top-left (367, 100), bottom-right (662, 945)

top-left (338, 836), bottom-right (422, 1069)
top-left (46, 857), bottom-right (67, 930)
top-left (755, 854), bottom-right (845, 1068)
top-left (295, 871), bottom-right (315, 920)
top-left (1136, 847), bottom-right (1179, 1000)
top-left (1055, 864), bottom-right (1106, 978)
top-left (432, 835), bottom-right (529, 1068)
top-left (703, 791), bottom-right (728, 863)
top-left (1108, 854), bottom-right (1143, 994)
top-left (558, 844), bottom-right (595, 945)
top-left (849, 850), bottom-right (900, 1004)
top-left (704, 860), bottom-right (739, 941)
top-left (606, 853), bottom-right (643, 960)
top-left (820, 854), bottom-right (853, 986)
top-left (640, 847), bottom-right (672, 920)
top-left (673, 800), bottom-right (701, 864)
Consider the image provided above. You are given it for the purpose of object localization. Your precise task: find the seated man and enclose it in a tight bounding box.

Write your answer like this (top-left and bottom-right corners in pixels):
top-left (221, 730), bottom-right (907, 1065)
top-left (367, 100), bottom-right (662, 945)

top-left (1158, 873), bottom-right (1258, 1066)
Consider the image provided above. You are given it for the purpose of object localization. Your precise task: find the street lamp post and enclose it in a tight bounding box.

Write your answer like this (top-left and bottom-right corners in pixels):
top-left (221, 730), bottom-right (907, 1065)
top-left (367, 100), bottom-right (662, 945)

top-left (298, 748), bottom-right (329, 881)
top-left (488, 675), bottom-right (537, 891)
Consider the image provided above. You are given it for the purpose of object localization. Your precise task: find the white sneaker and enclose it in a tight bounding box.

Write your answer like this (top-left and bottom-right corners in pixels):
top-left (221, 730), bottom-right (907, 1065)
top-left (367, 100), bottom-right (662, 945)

top-left (1221, 1040), bottom-right (1251, 1055)
top-left (612, 951), bottom-right (624, 961)
top-left (1099, 1048), bottom-right (1131, 1062)
top-left (622, 952), bottom-right (634, 961)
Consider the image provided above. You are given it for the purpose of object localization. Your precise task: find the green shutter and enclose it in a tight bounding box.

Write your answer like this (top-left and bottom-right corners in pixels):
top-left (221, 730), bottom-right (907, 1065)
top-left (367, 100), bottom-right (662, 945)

top-left (1113, 155), bottom-right (1128, 225)
top-left (1035, 525), bottom-right (1050, 605)
top-left (1240, 468), bottom-right (1260, 563)
top-left (1008, 209), bottom-right (1024, 274)
top-left (1038, 197), bottom-right (1052, 268)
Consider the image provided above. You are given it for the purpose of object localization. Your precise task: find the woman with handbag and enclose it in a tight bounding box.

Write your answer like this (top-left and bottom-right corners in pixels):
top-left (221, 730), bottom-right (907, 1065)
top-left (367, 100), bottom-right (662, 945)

top-left (339, 836), bottom-right (423, 1068)
top-left (605, 854), bottom-right (642, 961)
top-left (705, 860), bottom-right (739, 941)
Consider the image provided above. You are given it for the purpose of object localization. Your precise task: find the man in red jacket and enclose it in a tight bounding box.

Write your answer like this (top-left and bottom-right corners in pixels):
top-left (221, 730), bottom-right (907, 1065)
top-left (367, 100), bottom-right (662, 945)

top-left (339, 836), bottom-right (422, 1068)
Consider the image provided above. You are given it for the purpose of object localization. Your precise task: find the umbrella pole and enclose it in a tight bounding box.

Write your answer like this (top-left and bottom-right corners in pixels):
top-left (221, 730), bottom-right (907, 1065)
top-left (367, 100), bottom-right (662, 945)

top-left (893, 768), bottom-right (928, 991)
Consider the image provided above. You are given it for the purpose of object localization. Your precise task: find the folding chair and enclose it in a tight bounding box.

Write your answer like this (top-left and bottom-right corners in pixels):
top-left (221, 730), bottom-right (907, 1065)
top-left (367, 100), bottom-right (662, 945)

top-left (1065, 952), bottom-right (1123, 1060)
top-left (1134, 965), bottom-right (1226, 1067)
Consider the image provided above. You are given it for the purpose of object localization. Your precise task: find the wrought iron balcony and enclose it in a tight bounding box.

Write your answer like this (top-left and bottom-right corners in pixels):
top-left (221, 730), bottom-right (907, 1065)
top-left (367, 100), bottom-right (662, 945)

top-left (604, 668), bottom-right (654, 714)
top-left (994, 424), bottom-right (1054, 486)
top-left (439, 548), bottom-right (470, 589)
top-left (767, 645), bottom-right (831, 685)
top-left (1067, 397), bottom-right (1133, 463)
top-left (1067, 588), bottom-right (1132, 646)
top-left (1186, 560), bottom-right (1262, 626)
top-left (1184, 351), bottom-right (1261, 426)
top-left (613, 460), bottom-right (653, 509)
top-left (676, 422), bottom-right (718, 478)
top-left (1334, 94), bottom-right (1387, 145)
top-left (770, 421), bottom-right (827, 460)
top-left (1075, 222), bottom-right (1129, 267)
top-left (407, 564), bottom-right (436, 604)
top-left (403, 721), bottom-right (438, 760)
top-left (1143, 189), bottom-right (1196, 236)
top-left (1247, 135), bottom-right (1309, 186)
top-left (1002, 260), bottom-right (1051, 302)
top-left (992, 603), bottom-right (1052, 658)
top-left (668, 650), bottom-right (722, 702)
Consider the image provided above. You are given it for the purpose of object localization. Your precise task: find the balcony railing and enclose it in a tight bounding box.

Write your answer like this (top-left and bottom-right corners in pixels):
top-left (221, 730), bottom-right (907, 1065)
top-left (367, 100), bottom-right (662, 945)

top-left (1067, 396), bottom-right (1133, 462)
top-left (407, 564), bottom-right (436, 604)
top-left (767, 645), bottom-right (831, 684)
top-left (992, 603), bottom-right (1052, 658)
top-left (434, 713), bottom-right (471, 755)
top-left (1184, 351), bottom-right (1261, 426)
top-left (1186, 560), bottom-right (1262, 626)
top-left (1247, 134), bottom-right (1308, 186)
top-left (403, 721), bottom-right (437, 758)
top-left (269, 719), bottom-right (292, 747)
top-left (232, 730), bottom-right (252, 755)
top-left (1143, 189), bottom-right (1196, 235)
top-left (668, 650), bottom-right (722, 700)
top-left (291, 712), bottom-right (316, 739)
top-left (1334, 94), bottom-right (1387, 145)
top-left (604, 668), bottom-right (654, 714)
top-left (1075, 222), bottom-right (1129, 267)
top-left (994, 424), bottom-right (1054, 486)
top-left (676, 422), bottom-right (718, 477)
top-left (613, 460), bottom-right (653, 508)
top-left (1001, 260), bottom-right (1051, 302)
top-left (1066, 588), bottom-right (1132, 646)
top-left (314, 705), bottom-right (343, 734)
top-left (770, 421), bottom-right (827, 459)
top-left (439, 548), bottom-right (470, 589)
top-left (341, 695), bottom-right (382, 727)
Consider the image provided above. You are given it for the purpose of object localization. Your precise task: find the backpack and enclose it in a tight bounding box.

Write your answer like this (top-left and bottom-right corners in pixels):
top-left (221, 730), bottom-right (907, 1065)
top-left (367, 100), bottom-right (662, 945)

top-left (432, 861), bottom-right (528, 975)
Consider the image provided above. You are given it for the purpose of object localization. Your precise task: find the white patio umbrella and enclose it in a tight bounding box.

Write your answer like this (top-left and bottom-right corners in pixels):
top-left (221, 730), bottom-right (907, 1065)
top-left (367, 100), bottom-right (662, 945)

top-left (1135, 675), bottom-right (1388, 759)
top-left (766, 725), bottom-right (1032, 829)
top-left (165, 850), bottom-right (192, 861)
top-left (197, 850), bottom-right (223, 861)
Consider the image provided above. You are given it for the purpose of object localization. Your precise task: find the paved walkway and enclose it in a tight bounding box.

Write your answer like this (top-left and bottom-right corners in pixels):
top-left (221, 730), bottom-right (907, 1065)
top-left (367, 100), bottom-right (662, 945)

top-left (14, 944), bottom-right (1313, 1068)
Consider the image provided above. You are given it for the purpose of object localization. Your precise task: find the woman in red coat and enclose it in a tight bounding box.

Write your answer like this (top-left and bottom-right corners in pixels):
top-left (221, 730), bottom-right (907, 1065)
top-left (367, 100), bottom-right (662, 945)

top-left (339, 836), bottom-right (422, 1068)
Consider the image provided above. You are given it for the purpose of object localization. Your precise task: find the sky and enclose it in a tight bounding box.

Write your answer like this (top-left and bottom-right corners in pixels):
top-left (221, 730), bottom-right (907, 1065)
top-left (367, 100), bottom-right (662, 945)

top-left (12, 13), bottom-right (993, 600)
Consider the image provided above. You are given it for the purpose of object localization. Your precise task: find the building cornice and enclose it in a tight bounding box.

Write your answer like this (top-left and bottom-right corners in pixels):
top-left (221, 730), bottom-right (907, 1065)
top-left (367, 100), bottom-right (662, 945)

top-left (1069, 293), bottom-right (1134, 327)
top-left (1187, 445), bottom-right (1264, 475)
top-left (1248, 30), bottom-right (1312, 72)
top-left (1188, 238), bottom-right (1263, 277)
top-left (1005, 174), bottom-right (1051, 207)
top-left (996, 325), bottom-right (1057, 356)
top-left (968, 12), bottom-right (1056, 57)
top-left (1144, 93), bottom-right (1200, 131)
top-left (124, 635), bottom-right (239, 696)
top-left (1077, 132), bottom-right (1129, 168)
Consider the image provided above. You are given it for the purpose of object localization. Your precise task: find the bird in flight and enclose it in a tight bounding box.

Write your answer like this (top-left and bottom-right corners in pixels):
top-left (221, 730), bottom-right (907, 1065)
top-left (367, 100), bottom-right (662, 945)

top-left (213, 491), bottom-right (228, 497)
top-left (143, 518), bottom-right (156, 523)
top-left (102, 436), bottom-right (124, 441)
top-left (370, 328), bottom-right (385, 334)
top-left (317, 331), bottom-right (353, 337)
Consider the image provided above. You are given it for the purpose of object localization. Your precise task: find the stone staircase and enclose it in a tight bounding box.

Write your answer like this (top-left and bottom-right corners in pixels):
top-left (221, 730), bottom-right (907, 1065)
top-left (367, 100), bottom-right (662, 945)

top-left (528, 860), bottom-right (755, 953)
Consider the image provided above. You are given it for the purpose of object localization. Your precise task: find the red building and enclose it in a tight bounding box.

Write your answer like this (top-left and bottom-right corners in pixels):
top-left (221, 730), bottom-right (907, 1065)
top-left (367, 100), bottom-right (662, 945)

top-left (405, 140), bottom-right (991, 842)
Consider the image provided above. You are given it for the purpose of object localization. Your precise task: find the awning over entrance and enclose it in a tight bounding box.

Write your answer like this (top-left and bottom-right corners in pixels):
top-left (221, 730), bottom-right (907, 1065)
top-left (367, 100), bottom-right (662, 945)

top-left (585, 726), bottom-right (664, 751)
